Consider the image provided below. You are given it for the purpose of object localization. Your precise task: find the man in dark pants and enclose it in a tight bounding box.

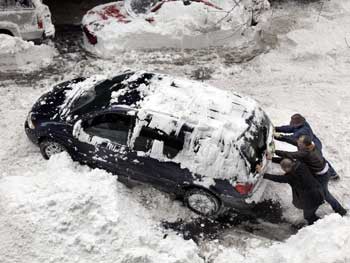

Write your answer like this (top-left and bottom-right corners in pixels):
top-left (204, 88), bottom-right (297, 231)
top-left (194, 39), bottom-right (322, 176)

top-left (256, 159), bottom-right (324, 225)
top-left (274, 135), bottom-right (347, 216)
top-left (274, 113), bottom-right (338, 179)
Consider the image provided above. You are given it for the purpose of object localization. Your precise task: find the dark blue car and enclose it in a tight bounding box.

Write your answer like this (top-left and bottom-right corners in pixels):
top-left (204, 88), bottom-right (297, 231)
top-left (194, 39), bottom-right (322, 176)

top-left (25, 71), bottom-right (274, 216)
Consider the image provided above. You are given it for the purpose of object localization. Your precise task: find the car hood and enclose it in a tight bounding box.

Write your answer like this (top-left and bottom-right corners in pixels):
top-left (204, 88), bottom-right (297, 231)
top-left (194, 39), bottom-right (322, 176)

top-left (30, 78), bottom-right (86, 120)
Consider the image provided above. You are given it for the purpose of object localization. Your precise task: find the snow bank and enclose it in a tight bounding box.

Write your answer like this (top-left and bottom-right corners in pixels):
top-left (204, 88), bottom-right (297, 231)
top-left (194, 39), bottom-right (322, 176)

top-left (82, 0), bottom-right (270, 56)
top-left (213, 214), bottom-right (350, 263)
top-left (0, 35), bottom-right (56, 73)
top-left (0, 153), bottom-right (203, 263)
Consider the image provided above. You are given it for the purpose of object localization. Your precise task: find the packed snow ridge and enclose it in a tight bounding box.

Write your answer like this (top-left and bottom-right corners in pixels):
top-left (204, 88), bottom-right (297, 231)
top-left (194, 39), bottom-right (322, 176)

top-left (0, 34), bottom-right (57, 73)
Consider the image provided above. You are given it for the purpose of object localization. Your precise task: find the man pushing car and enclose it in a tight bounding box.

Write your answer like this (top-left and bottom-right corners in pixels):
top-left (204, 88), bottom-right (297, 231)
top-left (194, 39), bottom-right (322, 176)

top-left (274, 113), bottom-right (339, 180)
top-left (268, 135), bottom-right (347, 219)
top-left (256, 159), bottom-right (324, 225)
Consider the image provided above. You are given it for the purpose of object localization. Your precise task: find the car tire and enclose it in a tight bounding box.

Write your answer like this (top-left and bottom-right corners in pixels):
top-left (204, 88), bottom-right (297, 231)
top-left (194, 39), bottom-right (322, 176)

top-left (184, 188), bottom-right (221, 217)
top-left (39, 140), bottom-right (67, 160)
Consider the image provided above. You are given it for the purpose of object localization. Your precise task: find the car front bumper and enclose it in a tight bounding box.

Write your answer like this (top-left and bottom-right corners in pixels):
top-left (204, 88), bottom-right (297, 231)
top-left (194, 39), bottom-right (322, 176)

top-left (24, 121), bottom-right (39, 144)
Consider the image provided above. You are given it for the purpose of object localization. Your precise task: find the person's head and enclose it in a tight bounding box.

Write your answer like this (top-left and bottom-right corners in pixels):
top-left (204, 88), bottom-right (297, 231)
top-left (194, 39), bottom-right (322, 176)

top-left (289, 113), bottom-right (306, 127)
top-left (280, 158), bottom-right (294, 173)
top-left (297, 135), bottom-right (313, 149)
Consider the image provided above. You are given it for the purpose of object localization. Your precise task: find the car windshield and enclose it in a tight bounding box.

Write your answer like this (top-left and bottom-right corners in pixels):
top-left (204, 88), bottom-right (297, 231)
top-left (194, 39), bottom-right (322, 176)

top-left (69, 89), bottom-right (96, 113)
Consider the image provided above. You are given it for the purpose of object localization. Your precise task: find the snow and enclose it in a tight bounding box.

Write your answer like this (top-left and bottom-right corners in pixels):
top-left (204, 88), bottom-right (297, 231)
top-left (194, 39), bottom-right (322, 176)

top-left (0, 153), bottom-right (202, 263)
top-left (1, 0), bottom-right (350, 262)
top-left (0, 34), bottom-right (57, 73)
top-left (82, 0), bottom-right (270, 56)
top-left (213, 214), bottom-right (350, 263)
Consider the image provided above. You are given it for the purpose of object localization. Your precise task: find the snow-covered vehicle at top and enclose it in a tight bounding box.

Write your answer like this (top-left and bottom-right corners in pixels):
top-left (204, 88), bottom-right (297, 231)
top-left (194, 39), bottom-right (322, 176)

top-left (0, 0), bottom-right (55, 42)
top-left (25, 71), bottom-right (274, 216)
top-left (82, 0), bottom-right (270, 56)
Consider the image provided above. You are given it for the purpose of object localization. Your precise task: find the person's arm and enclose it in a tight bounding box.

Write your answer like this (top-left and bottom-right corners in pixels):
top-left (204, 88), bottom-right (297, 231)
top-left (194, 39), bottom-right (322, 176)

top-left (274, 135), bottom-right (298, 146)
top-left (275, 125), bottom-right (296, 133)
top-left (275, 149), bottom-right (307, 160)
top-left (263, 173), bottom-right (290, 183)
top-left (272, 157), bottom-right (283, 163)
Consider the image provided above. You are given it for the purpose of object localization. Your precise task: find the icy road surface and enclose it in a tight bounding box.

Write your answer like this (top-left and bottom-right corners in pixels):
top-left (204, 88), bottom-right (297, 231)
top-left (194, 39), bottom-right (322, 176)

top-left (0, 0), bottom-right (350, 262)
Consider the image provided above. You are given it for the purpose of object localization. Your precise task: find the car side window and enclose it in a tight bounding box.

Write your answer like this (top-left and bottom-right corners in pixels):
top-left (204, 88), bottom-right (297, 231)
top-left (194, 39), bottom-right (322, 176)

top-left (1, 0), bottom-right (33, 8)
top-left (84, 113), bottom-right (132, 145)
top-left (133, 126), bottom-right (184, 158)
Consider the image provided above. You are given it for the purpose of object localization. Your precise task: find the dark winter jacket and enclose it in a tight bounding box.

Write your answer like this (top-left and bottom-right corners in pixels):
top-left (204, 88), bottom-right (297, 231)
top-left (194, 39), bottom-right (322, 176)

top-left (275, 144), bottom-right (326, 175)
top-left (275, 122), bottom-right (322, 151)
top-left (263, 162), bottom-right (324, 209)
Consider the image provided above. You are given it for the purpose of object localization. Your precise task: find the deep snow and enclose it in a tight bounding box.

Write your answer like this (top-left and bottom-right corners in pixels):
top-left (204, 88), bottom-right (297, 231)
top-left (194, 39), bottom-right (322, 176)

top-left (0, 35), bottom-right (57, 73)
top-left (1, 0), bottom-right (350, 262)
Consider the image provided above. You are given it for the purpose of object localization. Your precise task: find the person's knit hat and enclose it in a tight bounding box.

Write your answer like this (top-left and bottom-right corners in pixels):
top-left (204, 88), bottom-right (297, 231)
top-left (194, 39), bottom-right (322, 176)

top-left (290, 113), bottom-right (306, 127)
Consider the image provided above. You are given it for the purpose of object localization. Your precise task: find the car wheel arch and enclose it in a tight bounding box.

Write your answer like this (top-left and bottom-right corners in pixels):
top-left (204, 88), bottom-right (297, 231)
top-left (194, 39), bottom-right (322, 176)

top-left (183, 185), bottom-right (222, 217)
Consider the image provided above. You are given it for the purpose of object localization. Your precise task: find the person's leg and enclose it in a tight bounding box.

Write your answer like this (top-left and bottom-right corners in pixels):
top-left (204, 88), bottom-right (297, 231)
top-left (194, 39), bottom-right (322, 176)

top-left (327, 161), bottom-right (339, 179)
top-left (316, 173), bottom-right (347, 215)
top-left (303, 206), bottom-right (320, 225)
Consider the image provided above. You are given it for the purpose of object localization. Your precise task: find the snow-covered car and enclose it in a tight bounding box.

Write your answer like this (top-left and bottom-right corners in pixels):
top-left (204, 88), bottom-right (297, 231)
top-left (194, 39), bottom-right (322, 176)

top-left (82, 0), bottom-right (269, 55)
top-left (25, 71), bottom-right (274, 216)
top-left (0, 0), bottom-right (55, 42)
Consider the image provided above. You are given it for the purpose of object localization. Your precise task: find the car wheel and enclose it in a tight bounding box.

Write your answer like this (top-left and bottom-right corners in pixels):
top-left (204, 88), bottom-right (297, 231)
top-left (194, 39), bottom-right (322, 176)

top-left (40, 140), bottom-right (67, 160)
top-left (184, 188), bottom-right (221, 217)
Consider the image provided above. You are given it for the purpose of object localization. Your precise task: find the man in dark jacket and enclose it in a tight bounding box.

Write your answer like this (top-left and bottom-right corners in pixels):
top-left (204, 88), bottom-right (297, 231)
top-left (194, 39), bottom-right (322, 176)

top-left (274, 135), bottom-right (347, 216)
top-left (274, 113), bottom-right (338, 179)
top-left (257, 159), bottom-right (324, 225)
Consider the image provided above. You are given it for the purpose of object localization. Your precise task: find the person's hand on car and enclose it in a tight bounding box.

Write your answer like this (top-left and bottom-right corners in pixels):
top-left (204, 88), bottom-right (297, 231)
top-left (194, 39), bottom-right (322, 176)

top-left (274, 131), bottom-right (282, 138)
top-left (266, 152), bottom-right (273, 160)
top-left (256, 164), bottom-right (263, 174)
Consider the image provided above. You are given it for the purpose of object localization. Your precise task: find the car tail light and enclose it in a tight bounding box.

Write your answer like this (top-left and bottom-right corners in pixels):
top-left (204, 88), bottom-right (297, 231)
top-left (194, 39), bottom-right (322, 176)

top-left (37, 17), bottom-right (43, 29)
top-left (83, 26), bottom-right (97, 45)
top-left (234, 183), bottom-right (253, 195)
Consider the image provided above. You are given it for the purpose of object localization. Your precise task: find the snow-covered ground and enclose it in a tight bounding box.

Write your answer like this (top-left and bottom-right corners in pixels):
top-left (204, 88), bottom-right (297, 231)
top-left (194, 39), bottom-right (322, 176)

top-left (0, 35), bottom-right (57, 73)
top-left (1, 0), bottom-right (350, 262)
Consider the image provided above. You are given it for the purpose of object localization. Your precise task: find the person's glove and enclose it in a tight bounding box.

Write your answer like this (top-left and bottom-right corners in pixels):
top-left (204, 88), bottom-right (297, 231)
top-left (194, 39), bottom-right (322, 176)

top-left (256, 164), bottom-right (263, 174)
top-left (273, 132), bottom-right (282, 138)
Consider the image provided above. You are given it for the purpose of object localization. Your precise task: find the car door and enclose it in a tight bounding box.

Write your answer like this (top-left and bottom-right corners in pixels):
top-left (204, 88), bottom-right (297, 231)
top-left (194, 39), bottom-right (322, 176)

top-left (128, 125), bottom-right (192, 192)
top-left (74, 111), bottom-right (135, 179)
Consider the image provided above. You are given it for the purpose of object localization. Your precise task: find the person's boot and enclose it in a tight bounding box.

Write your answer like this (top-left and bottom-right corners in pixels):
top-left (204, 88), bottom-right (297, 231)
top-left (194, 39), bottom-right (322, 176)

top-left (330, 174), bottom-right (340, 181)
top-left (336, 208), bottom-right (347, 216)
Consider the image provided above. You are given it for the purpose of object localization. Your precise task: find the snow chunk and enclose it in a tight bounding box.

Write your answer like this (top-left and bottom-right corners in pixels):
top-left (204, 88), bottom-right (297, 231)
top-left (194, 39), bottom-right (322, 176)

top-left (0, 35), bottom-right (57, 73)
